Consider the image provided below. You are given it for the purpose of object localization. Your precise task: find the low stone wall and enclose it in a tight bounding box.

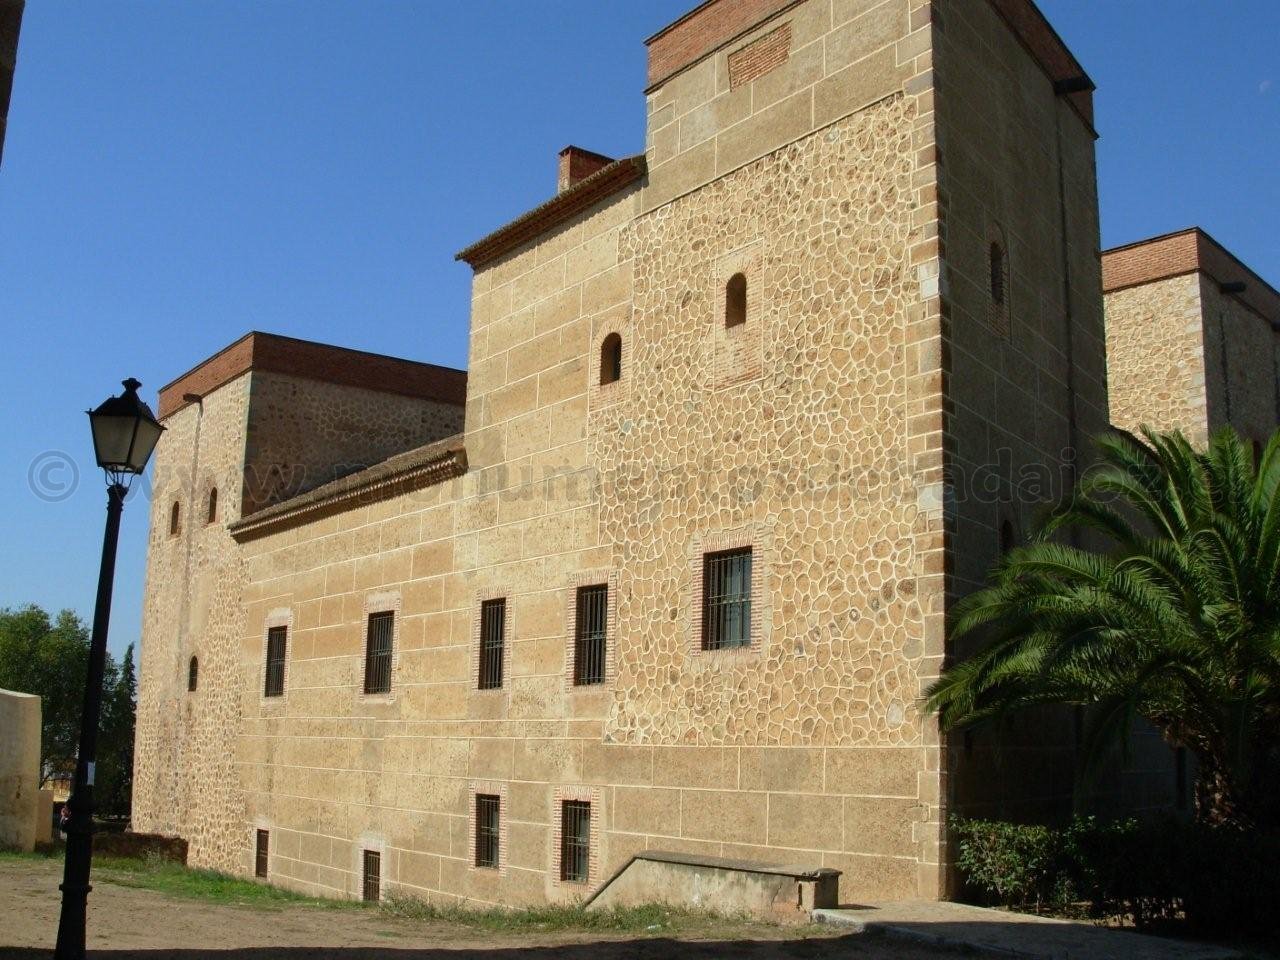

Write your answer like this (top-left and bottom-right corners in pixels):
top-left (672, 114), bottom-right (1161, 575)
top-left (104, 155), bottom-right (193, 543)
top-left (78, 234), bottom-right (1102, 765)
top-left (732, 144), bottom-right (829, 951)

top-left (585, 851), bottom-right (839, 921)
top-left (92, 831), bottom-right (188, 863)
top-left (0, 689), bottom-right (40, 852)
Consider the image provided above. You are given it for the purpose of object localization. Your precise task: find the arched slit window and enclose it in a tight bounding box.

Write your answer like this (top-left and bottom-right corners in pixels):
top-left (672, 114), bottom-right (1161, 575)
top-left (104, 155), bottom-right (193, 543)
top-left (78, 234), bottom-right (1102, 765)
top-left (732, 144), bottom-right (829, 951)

top-left (207, 487), bottom-right (218, 524)
top-left (999, 518), bottom-right (1015, 554)
top-left (600, 333), bottom-right (622, 385)
top-left (188, 655), bottom-right (199, 692)
top-left (725, 273), bottom-right (747, 328)
top-left (169, 501), bottom-right (181, 536)
top-left (989, 242), bottom-right (1007, 306)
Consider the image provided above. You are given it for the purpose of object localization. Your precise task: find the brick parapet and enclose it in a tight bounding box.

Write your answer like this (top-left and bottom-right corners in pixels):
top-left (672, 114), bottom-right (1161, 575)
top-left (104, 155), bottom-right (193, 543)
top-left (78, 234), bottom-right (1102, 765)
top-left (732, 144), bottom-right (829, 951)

top-left (157, 332), bottom-right (467, 419)
top-left (1103, 228), bottom-right (1280, 330)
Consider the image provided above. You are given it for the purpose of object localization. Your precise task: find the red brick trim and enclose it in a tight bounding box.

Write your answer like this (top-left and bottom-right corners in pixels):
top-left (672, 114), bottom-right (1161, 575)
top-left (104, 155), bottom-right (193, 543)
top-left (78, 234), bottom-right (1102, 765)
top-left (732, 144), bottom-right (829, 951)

top-left (563, 570), bottom-right (618, 692)
top-left (558, 146), bottom-right (615, 194)
top-left (471, 589), bottom-right (511, 694)
top-left (456, 156), bottom-right (647, 270)
top-left (1102, 228), bottom-right (1280, 329)
top-left (727, 21), bottom-right (791, 90)
top-left (467, 782), bottom-right (509, 876)
top-left (688, 525), bottom-right (769, 660)
top-left (986, 0), bottom-right (1095, 129)
top-left (551, 785), bottom-right (602, 888)
top-left (158, 331), bottom-right (466, 419)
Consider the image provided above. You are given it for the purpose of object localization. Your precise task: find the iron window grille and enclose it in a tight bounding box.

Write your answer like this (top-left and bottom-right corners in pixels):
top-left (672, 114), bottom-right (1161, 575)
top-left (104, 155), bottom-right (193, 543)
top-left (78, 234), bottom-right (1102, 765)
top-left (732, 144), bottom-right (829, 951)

top-left (560, 800), bottom-right (591, 883)
top-left (573, 584), bottom-right (608, 685)
top-left (474, 794), bottom-right (500, 869)
top-left (264, 626), bottom-right (288, 697)
top-left (479, 598), bottom-right (505, 690)
top-left (701, 547), bottom-right (753, 650)
top-left (362, 849), bottom-right (381, 902)
top-left (363, 611), bottom-right (394, 695)
top-left (254, 829), bottom-right (269, 878)
top-left (187, 655), bottom-right (198, 692)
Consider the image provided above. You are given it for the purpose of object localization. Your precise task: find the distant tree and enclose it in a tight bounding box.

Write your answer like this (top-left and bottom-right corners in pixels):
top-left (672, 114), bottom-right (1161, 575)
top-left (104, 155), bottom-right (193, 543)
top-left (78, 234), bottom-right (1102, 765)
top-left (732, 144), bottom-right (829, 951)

top-left (97, 643), bottom-right (136, 817)
top-left (0, 605), bottom-right (91, 784)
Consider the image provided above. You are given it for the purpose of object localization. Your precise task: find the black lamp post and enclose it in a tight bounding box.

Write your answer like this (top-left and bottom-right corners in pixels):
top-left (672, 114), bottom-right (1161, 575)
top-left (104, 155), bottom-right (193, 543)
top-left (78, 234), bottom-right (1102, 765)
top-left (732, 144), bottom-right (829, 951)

top-left (55, 378), bottom-right (163, 960)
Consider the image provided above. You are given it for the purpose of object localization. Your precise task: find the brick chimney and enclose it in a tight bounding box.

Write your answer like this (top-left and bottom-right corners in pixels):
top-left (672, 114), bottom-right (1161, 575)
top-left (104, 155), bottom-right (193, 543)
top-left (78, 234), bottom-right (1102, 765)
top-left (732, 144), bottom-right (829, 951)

top-left (557, 145), bottom-right (614, 193)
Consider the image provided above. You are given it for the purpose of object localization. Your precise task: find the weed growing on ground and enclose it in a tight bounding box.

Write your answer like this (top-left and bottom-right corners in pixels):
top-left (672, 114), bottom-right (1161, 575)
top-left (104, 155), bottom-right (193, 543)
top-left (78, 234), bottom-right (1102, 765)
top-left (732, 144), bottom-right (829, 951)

top-left (380, 894), bottom-right (748, 934)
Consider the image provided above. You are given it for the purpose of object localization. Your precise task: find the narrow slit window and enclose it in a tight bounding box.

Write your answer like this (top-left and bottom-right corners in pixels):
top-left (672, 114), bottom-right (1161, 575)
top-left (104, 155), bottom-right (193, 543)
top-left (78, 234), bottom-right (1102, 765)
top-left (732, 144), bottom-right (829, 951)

top-left (254, 829), bottom-right (269, 878)
top-left (362, 849), bottom-right (381, 902)
top-left (999, 519), bottom-right (1015, 554)
top-left (573, 584), bottom-right (608, 685)
top-left (600, 333), bottom-right (622, 385)
top-left (701, 547), bottom-right (753, 650)
top-left (264, 626), bottom-right (287, 697)
top-left (363, 611), bottom-right (394, 695)
top-left (475, 794), bottom-right (500, 869)
top-left (990, 242), bottom-right (1006, 306)
top-left (725, 272), bottom-right (747, 328)
top-left (559, 800), bottom-right (591, 883)
top-left (169, 501), bottom-right (181, 536)
top-left (479, 598), bottom-right (505, 690)
top-left (187, 655), bottom-right (199, 692)
top-left (207, 488), bottom-right (218, 524)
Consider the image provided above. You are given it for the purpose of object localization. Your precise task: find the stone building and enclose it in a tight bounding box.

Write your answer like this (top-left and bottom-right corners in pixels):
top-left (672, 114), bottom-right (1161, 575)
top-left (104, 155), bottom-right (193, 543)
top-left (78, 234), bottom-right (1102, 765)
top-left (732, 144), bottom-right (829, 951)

top-left (0, 0), bottom-right (22, 167)
top-left (1104, 228), bottom-right (1280, 447)
top-left (133, 0), bottom-right (1113, 905)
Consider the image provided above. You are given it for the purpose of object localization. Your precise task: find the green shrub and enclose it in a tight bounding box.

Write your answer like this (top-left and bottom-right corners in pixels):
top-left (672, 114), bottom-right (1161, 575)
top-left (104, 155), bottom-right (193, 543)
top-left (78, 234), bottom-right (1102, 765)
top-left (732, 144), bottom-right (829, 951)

top-left (951, 815), bottom-right (1278, 938)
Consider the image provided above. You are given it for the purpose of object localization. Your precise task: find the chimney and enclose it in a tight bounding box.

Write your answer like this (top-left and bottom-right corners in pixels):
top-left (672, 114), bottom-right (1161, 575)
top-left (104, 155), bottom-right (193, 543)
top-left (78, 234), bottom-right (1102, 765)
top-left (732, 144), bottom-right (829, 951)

top-left (557, 145), bottom-right (614, 193)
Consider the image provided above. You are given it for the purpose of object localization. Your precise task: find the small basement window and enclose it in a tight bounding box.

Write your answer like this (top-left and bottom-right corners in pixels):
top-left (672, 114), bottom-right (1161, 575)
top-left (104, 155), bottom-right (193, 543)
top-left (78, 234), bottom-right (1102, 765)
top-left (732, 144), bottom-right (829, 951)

top-left (362, 849), bottom-right (381, 902)
top-left (559, 800), bottom-right (591, 883)
top-left (255, 829), bottom-right (269, 878)
top-left (475, 794), bottom-right (500, 869)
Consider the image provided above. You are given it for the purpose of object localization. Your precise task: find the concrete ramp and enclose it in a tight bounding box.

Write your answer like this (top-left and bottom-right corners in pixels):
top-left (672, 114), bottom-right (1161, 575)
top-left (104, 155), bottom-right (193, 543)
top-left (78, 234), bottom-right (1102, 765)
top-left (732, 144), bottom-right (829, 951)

top-left (584, 850), bottom-right (839, 921)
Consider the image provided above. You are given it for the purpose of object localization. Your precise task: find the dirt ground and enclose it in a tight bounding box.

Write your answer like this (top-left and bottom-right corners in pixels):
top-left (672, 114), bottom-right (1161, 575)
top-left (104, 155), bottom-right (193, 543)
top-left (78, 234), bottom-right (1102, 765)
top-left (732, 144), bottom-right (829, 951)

top-left (0, 858), bottom-right (983, 959)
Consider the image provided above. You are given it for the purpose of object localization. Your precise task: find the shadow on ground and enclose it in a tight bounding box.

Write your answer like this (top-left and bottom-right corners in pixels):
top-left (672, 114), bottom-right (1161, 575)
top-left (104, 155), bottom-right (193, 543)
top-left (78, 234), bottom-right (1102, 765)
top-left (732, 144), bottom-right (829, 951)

top-left (0, 936), bottom-right (907, 960)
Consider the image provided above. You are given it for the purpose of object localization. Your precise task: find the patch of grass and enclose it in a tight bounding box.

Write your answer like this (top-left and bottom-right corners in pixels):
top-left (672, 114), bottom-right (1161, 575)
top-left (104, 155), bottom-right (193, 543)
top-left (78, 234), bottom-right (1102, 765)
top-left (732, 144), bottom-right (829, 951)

top-left (91, 853), bottom-right (361, 911)
top-left (380, 894), bottom-right (750, 935)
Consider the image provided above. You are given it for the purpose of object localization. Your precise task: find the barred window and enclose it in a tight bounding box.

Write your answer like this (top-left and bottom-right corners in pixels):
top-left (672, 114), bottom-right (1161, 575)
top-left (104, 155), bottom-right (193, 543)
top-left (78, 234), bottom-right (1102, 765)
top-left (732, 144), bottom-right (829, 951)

top-left (254, 829), bottom-right (269, 878)
top-left (990, 241), bottom-right (1006, 306)
top-left (475, 794), bottom-right (500, 869)
top-left (363, 612), bottom-right (394, 695)
top-left (560, 800), bottom-right (591, 883)
top-left (207, 487), bottom-right (218, 524)
top-left (600, 333), bottom-right (622, 385)
top-left (187, 655), bottom-right (199, 692)
top-left (264, 626), bottom-right (287, 697)
top-left (725, 272), bottom-right (747, 328)
top-left (479, 598), bottom-right (505, 690)
top-left (701, 547), bottom-right (752, 650)
top-left (573, 584), bottom-right (608, 685)
top-left (362, 849), bottom-right (380, 902)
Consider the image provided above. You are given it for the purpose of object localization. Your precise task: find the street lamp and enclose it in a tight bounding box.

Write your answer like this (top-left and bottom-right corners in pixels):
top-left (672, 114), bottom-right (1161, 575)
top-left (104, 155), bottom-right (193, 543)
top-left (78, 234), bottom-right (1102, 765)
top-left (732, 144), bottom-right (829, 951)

top-left (55, 378), bottom-right (163, 960)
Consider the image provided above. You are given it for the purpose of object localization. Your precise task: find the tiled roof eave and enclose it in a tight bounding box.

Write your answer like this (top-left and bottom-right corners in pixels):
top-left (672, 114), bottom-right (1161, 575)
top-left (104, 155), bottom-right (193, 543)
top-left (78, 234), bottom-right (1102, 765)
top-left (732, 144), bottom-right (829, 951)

top-left (228, 439), bottom-right (467, 542)
top-left (455, 155), bottom-right (646, 269)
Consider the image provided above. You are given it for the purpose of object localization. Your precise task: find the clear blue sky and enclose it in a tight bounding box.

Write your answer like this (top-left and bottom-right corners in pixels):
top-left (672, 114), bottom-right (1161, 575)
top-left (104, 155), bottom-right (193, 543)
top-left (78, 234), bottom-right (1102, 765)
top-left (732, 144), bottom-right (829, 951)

top-left (0, 1), bottom-right (1276, 659)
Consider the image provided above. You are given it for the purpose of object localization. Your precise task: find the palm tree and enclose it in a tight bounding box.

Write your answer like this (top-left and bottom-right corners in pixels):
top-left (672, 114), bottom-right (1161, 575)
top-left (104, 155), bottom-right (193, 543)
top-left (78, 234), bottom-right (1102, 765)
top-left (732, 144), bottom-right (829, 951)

top-left (926, 427), bottom-right (1280, 830)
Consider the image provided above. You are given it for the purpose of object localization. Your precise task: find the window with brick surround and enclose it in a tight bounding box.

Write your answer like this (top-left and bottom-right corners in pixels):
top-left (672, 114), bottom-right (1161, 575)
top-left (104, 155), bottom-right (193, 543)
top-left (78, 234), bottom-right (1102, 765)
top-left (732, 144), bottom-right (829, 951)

top-left (363, 611), bottom-right (394, 695)
top-left (600, 332), bottom-right (622, 385)
top-left (479, 598), bottom-right (505, 690)
top-left (254, 829), bottom-right (269, 878)
top-left (573, 584), bottom-right (608, 685)
top-left (701, 547), bottom-right (752, 650)
top-left (990, 241), bottom-right (1007, 307)
top-left (361, 849), bottom-right (380, 902)
top-left (725, 273), bottom-right (747, 328)
top-left (169, 501), bottom-right (181, 536)
top-left (206, 487), bottom-right (218, 524)
top-left (263, 626), bottom-right (287, 697)
top-left (187, 655), bottom-right (198, 692)
top-left (559, 800), bottom-right (591, 883)
top-left (474, 794), bottom-right (500, 869)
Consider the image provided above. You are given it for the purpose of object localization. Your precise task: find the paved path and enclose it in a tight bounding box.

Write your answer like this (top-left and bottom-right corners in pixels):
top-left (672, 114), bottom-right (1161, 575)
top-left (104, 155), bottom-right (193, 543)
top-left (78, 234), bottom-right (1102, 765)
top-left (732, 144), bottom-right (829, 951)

top-left (815, 901), bottom-right (1243, 960)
